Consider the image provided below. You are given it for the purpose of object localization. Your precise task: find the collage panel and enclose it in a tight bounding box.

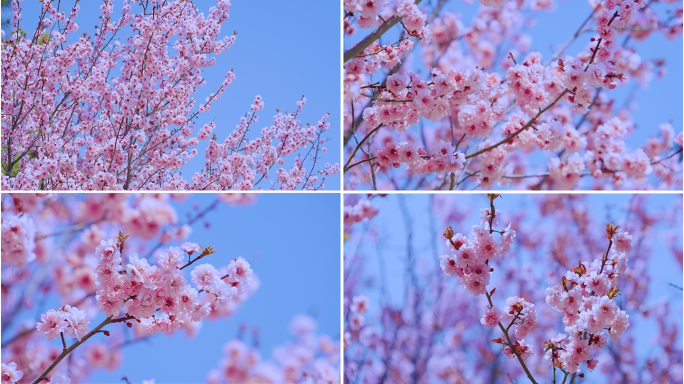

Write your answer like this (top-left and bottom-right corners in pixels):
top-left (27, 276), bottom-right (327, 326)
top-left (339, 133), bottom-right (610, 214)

top-left (343, 0), bottom-right (683, 191)
top-left (1, 0), bottom-right (340, 191)
top-left (343, 193), bottom-right (683, 383)
top-left (1, 193), bottom-right (340, 383)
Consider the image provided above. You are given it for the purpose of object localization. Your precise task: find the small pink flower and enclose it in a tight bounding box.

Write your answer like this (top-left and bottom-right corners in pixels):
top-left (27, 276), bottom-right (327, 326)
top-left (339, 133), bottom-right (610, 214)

top-left (480, 308), bottom-right (501, 328)
top-left (181, 242), bottom-right (203, 256)
top-left (609, 310), bottom-right (629, 341)
top-left (1, 362), bottom-right (23, 384)
top-left (587, 359), bottom-right (598, 372)
top-left (612, 230), bottom-right (632, 253)
top-left (36, 309), bottom-right (66, 341)
top-left (439, 255), bottom-right (459, 276)
top-left (157, 246), bottom-right (184, 270)
top-left (350, 295), bottom-right (370, 314)
top-left (63, 305), bottom-right (90, 341)
top-left (227, 257), bottom-right (252, 284)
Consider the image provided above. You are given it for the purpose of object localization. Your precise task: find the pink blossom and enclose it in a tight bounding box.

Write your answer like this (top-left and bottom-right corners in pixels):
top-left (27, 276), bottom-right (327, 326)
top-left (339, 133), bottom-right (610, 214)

top-left (63, 305), bottom-right (90, 341)
top-left (157, 247), bottom-right (185, 270)
top-left (386, 73), bottom-right (409, 94)
top-left (1, 362), bottom-right (23, 384)
top-left (181, 242), bottom-right (203, 256)
top-left (455, 246), bottom-right (476, 267)
top-left (439, 254), bottom-right (459, 276)
top-left (351, 295), bottom-right (370, 313)
top-left (191, 303), bottom-right (212, 322)
top-left (480, 308), bottom-right (501, 328)
top-left (479, 0), bottom-right (507, 7)
top-left (1, 213), bottom-right (37, 267)
top-left (612, 229), bottom-right (632, 253)
top-left (227, 257), bottom-right (253, 285)
top-left (36, 309), bottom-right (66, 341)
top-left (587, 359), bottom-right (598, 372)
top-left (584, 271), bottom-right (610, 296)
top-left (609, 311), bottom-right (629, 341)
top-left (191, 264), bottom-right (220, 291)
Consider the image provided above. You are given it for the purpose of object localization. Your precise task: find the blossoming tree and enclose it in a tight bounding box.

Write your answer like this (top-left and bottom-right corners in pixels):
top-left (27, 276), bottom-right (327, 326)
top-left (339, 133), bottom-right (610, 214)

top-left (1, 0), bottom-right (340, 190)
top-left (343, 0), bottom-right (682, 190)
top-left (343, 193), bottom-right (682, 383)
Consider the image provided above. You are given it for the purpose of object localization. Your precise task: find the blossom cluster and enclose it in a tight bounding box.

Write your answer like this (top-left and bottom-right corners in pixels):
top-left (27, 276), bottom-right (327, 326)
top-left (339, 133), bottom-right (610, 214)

top-left (440, 200), bottom-right (633, 378)
top-left (91, 237), bottom-right (253, 335)
top-left (543, 226), bottom-right (632, 373)
top-left (36, 305), bottom-right (90, 342)
top-left (0, 212), bottom-right (36, 267)
top-left (347, 295), bottom-right (369, 333)
top-left (439, 199), bottom-right (542, 369)
top-left (207, 315), bottom-right (340, 384)
top-left (373, 140), bottom-right (466, 175)
top-left (344, 0), bottom-right (683, 190)
top-left (439, 207), bottom-right (515, 295)
top-left (344, 0), bottom-right (432, 61)
top-left (343, 199), bottom-right (379, 225)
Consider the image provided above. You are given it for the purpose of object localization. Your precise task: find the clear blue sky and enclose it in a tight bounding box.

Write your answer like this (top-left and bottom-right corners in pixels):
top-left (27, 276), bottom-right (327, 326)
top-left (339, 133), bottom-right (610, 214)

top-left (15, 0), bottom-right (342, 190)
top-left (346, 193), bottom-right (683, 381)
top-left (345, 1), bottom-right (682, 187)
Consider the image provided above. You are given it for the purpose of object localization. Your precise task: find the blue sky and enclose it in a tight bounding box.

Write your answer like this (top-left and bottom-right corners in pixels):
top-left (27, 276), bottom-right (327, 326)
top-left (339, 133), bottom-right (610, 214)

top-left (345, 193), bottom-right (683, 381)
top-left (14, 0), bottom-right (341, 190)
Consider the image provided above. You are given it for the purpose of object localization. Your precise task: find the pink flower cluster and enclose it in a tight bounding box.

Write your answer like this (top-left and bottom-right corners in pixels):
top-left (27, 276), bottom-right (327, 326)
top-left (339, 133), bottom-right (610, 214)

top-left (207, 315), bottom-right (340, 384)
top-left (1, 212), bottom-right (36, 267)
top-left (439, 208), bottom-right (515, 295)
top-left (344, 200), bottom-right (379, 225)
top-left (190, 97), bottom-right (338, 191)
top-left (503, 339), bottom-right (534, 362)
top-left (91, 237), bottom-right (253, 334)
top-left (36, 305), bottom-right (90, 342)
top-left (544, 230), bottom-right (632, 373)
top-left (348, 295), bottom-right (369, 332)
top-left (503, 296), bottom-right (537, 338)
top-left (374, 140), bottom-right (466, 175)
top-left (345, 0), bottom-right (389, 29)
top-left (344, 0), bottom-right (431, 44)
